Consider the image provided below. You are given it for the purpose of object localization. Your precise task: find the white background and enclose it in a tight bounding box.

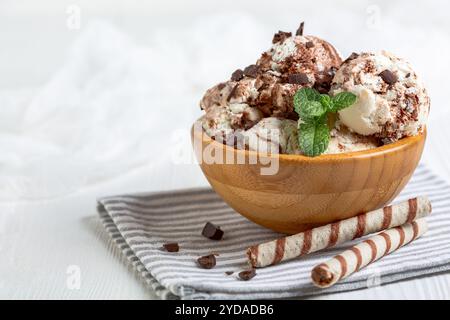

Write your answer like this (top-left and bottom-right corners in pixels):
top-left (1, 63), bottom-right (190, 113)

top-left (1, 0), bottom-right (450, 299)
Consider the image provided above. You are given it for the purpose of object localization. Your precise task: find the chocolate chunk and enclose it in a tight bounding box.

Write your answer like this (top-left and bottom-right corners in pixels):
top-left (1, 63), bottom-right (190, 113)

top-left (343, 52), bottom-right (359, 64)
top-left (231, 69), bottom-right (244, 81)
top-left (314, 81), bottom-right (331, 94)
top-left (163, 242), bottom-right (179, 252)
top-left (405, 72), bottom-right (411, 78)
top-left (305, 41), bottom-right (314, 48)
top-left (243, 64), bottom-right (260, 78)
top-left (202, 222), bottom-right (224, 240)
top-left (272, 30), bottom-right (292, 44)
top-left (296, 21), bottom-right (305, 36)
top-left (379, 70), bottom-right (398, 85)
top-left (238, 269), bottom-right (256, 281)
top-left (197, 254), bottom-right (216, 269)
top-left (225, 271), bottom-right (234, 276)
top-left (287, 73), bottom-right (309, 85)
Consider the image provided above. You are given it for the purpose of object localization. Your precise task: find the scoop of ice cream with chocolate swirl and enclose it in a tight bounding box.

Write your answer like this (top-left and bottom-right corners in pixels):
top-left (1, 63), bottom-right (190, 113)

top-left (200, 25), bottom-right (342, 121)
top-left (330, 51), bottom-right (430, 143)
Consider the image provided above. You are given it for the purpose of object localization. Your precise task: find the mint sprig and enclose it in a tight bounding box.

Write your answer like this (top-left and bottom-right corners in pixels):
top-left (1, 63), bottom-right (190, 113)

top-left (329, 92), bottom-right (357, 112)
top-left (299, 121), bottom-right (330, 157)
top-left (293, 88), bottom-right (357, 157)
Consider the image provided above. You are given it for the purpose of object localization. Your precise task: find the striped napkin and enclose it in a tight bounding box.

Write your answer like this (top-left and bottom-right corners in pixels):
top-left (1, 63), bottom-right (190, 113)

top-left (97, 164), bottom-right (450, 299)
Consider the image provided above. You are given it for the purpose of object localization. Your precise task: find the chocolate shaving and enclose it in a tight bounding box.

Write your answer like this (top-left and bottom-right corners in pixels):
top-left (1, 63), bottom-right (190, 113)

top-left (217, 82), bottom-right (226, 90)
top-left (238, 269), bottom-right (256, 281)
top-left (405, 72), bottom-right (411, 78)
top-left (379, 70), bottom-right (398, 85)
top-left (226, 83), bottom-right (239, 102)
top-left (287, 73), bottom-right (309, 85)
top-left (225, 271), bottom-right (234, 276)
top-left (202, 222), bottom-right (224, 240)
top-left (343, 52), bottom-right (359, 64)
top-left (272, 31), bottom-right (292, 44)
top-left (231, 69), bottom-right (244, 81)
top-left (305, 41), bottom-right (314, 48)
top-left (163, 242), bottom-right (179, 252)
top-left (296, 22), bottom-right (305, 36)
top-left (243, 64), bottom-right (260, 78)
top-left (197, 254), bottom-right (216, 269)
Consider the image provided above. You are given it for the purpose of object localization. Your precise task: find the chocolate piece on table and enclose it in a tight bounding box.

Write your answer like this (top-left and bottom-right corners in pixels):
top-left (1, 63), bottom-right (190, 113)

top-left (197, 254), bottom-right (216, 269)
top-left (296, 21), bottom-right (305, 36)
top-left (202, 222), bottom-right (224, 240)
top-left (238, 269), bottom-right (256, 281)
top-left (287, 73), bottom-right (309, 85)
top-left (163, 242), bottom-right (179, 252)
top-left (379, 69), bottom-right (398, 85)
top-left (231, 69), bottom-right (244, 81)
top-left (243, 64), bottom-right (260, 78)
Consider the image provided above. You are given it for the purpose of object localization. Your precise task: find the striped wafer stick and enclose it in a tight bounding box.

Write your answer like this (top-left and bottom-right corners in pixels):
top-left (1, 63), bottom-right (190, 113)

top-left (311, 218), bottom-right (428, 288)
top-left (247, 196), bottom-right (431, 268)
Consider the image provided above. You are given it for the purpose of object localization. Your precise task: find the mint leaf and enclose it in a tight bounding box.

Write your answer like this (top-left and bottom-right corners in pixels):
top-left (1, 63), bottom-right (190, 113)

top-left (299, 101), bottom-right (327, 121)
top-left (300, 87), bottom-right (321, 102)
top-left (317, 113), bottom-right (328, 125)
top-left (293, 88), bottom-right (321, 115)
top-left (319, 94), bottom-right (332, 110)
top-left (293, 88), bottom-right (326, 121)
top-left (299, 122), bottom-right (330, 157)
top-left (330, 92), bottom-right (357, 112)
top-left (292, 88), bottom-right (355, 157)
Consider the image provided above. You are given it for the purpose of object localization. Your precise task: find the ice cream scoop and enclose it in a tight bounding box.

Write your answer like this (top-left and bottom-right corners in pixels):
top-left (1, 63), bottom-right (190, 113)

top-left (257, 33), bottom-right (342, 93)
top-left (243, 117), bottom-right (300, 154)
top-left (201, 103), bottom-right (263, 145)
top-left (200, 25), bottom-right (342, 120)
top-left (325, 124), bottom-right (380, 154)
top-left (330, 51), bottom-right (430, 143)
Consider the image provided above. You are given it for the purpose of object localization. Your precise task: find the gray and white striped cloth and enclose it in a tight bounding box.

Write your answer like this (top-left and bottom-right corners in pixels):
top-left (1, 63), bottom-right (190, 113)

top-left (97, 164), bottom-right (450, 299)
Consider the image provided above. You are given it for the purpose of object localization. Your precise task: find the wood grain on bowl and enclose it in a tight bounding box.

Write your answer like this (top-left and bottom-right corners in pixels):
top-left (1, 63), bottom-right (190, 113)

top-left (191, 121), bottom-right (426, 234)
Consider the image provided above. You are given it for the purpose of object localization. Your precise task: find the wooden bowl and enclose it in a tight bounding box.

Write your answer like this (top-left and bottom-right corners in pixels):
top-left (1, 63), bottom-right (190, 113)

top-left (191, 122), bottom-right (426, 234)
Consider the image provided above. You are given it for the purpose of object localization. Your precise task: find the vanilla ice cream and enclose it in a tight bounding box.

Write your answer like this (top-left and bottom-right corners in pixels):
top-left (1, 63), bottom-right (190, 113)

top-left (243, 117), bottom-right (300, 154)
top-left (325, 123), bottom-right (380, 154)
top-left (331, 51), bottom-right (430, 143)
top-left (201, 103), bottom-right (263, 143)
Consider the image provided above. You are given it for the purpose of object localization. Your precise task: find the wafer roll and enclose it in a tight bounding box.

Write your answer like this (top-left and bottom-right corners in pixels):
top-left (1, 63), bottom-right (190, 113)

top-left (247, 196), bottom-right (431, 268)
top-left (311, 218), bottom-right (428, 288)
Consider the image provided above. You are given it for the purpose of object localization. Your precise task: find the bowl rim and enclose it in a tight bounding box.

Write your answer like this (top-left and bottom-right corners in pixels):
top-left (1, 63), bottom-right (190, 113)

top-left (192, 120), bottom-right (426, 163)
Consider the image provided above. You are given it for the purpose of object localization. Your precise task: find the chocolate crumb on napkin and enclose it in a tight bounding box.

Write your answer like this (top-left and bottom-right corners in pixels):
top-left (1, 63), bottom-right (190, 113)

top-left (97, 164), bottom-right (450, 300)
